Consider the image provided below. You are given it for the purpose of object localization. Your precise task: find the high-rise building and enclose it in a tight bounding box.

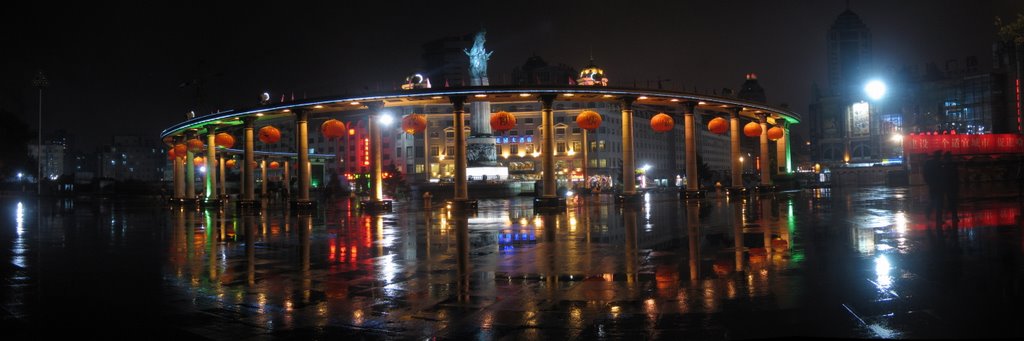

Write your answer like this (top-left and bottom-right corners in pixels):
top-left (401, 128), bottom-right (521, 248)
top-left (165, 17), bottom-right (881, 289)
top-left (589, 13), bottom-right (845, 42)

top-left (826, 9), bottom-right (873, 97)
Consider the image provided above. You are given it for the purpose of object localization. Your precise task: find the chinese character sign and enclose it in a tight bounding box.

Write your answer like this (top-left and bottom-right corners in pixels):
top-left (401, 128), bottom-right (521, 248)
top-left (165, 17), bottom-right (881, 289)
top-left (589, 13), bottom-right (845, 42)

top-left (906, 134), bottom-right (1024, 155)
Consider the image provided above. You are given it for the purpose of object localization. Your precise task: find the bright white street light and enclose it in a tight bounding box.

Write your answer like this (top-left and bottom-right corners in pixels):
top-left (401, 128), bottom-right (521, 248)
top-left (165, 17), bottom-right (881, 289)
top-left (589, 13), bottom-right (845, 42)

top-left (865, 80), bottom-right (887, 100)
top-left (890, 133), bottom-right (903, 143)
top-left (642, 164), bottom-right (652, 171)
top-left (378, 113), bottom-right (395, 126)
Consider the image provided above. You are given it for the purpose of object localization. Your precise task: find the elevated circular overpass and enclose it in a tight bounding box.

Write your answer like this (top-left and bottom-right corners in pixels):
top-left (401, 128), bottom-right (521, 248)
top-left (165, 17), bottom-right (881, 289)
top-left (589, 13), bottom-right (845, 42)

top-left (161, 86), bottom-right (800, 210)
top-left (161, 86), bottom-right (800, 139)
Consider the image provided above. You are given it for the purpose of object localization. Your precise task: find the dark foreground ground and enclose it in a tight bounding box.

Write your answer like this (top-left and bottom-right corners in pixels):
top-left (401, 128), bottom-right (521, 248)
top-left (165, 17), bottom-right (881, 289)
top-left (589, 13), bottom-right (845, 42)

top-left (1, 184), bottom-right (1023, 340)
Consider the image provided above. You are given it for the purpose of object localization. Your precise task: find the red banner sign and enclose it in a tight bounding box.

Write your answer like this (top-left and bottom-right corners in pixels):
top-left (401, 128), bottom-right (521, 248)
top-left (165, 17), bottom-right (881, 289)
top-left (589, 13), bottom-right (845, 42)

top-left (905, 133), bottom-right (1024, 155)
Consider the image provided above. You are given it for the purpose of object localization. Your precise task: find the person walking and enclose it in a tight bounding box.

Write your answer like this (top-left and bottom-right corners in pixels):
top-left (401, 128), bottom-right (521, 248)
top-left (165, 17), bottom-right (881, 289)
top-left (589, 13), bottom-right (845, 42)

top-left (923, 150), bottom-right (944, 224)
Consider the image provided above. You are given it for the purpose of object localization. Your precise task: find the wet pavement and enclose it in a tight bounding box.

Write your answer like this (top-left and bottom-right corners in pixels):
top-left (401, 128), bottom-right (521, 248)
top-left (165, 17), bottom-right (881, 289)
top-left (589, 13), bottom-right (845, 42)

top-left (2, 185), bottom-right (1024, 339)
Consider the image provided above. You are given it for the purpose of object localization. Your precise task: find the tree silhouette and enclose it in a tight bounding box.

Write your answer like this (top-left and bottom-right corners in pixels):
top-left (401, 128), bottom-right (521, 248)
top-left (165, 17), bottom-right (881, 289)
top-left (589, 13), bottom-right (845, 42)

top-left (0, 109), bottom-right (35, 179)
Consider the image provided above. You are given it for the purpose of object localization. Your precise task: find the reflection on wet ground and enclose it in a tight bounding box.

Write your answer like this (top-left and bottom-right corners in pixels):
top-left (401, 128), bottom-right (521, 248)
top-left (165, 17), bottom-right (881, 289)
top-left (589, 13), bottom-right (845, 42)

top-left (2, 186), bottom-right (1024, 339)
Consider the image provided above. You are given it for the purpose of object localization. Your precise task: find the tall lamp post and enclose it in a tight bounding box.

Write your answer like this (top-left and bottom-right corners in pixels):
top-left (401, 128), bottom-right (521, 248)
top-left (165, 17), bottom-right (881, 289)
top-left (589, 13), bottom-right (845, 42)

top-left (33, 71), bottom-right (48, 195)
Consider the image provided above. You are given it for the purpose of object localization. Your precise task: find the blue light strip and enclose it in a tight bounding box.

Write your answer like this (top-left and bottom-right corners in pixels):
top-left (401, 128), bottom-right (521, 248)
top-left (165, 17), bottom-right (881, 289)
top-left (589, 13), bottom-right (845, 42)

top-left (161, 86), bottom-right (801, 139)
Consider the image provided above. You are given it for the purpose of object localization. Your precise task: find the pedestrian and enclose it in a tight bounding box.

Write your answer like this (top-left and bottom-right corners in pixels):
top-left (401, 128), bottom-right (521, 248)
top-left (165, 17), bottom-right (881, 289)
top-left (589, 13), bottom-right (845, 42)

top-left (942, 151), bottom-right (959, 221)
top-left (923, 150), bottom-right (944, 223)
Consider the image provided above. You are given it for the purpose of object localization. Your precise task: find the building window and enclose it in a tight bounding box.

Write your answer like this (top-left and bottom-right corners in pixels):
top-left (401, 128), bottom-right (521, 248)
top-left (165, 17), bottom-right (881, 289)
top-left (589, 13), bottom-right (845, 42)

top-left (572, 141), bottom-right (581, 152)
top-left (557, 142), bottom-right (566, 153)
top-left (556, 127), bottom-right (566, 135)
top-left (431, 146), bottom-right (440, 155)
top-left (510, 144), bottom-right (518, 154)
top-left (396, 148), bottom-right (402, 157)
top-left (447, 146), bottom-right (455, 156)
top-left (572, 127), bottom-right (581, 134)
top-left (446, 131), bottom-right (455, 138)
top-left (510, 130), bottom-right (518, 136)
top-left (525, 118), bottom-right (534, 124)
top-left (556, 116), bottom-right (565, 123)
top-left (415, 164), bottom-right (425, 173)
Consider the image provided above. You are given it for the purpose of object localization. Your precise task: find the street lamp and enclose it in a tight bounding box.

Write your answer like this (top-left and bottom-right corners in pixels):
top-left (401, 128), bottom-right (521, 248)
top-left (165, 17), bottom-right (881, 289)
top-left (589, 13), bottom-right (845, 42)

top-left (865, 80), bottom-right (887, 100)
top-left (32, 71), bottom-right (48, 195)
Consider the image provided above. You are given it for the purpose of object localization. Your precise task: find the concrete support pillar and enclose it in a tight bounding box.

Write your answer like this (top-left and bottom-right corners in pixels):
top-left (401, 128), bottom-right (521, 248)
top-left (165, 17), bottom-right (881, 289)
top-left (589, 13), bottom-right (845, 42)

top-left (369, 106), bottom-right (384, 201)
top-left (283, 160), bottom-right (290, 198)
top-left (582, 128), bottom-right (589, 188)
top-left (260, 159), bottom-right (268, 197)
top-left (173, 137), bottom-right (184, 200)
top-left (452, 96), bottom-right (468, 201)
top-left (776, 122), bottom-right (791, 174)
top-left (185, 132), bottom-right (196, 201)
top-left (204, 126), bottom-right (218, 202)
top-left (218, 156), bottom-right (226, 199)
top-left (242, 117), bottom-right (256, 203)
top-left (541, 95), bottom-right (557, 198)
top-left (174, 152), bottom-right (185, 200)
top-left (758, 114), bottom-right (772, 188)
top-left (296, 110), bottom-right (311, 204)
top-left (682, 102), bottom-right (702, 198)
top-left (729, 109), bottom-right (744, 194)
top-left (621, 97), bottom-right (637, 197)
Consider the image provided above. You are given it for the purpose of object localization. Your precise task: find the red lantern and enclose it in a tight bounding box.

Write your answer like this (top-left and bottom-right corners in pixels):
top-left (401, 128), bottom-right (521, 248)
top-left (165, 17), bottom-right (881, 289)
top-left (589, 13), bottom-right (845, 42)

top-left (173, 144), bottom-right (187, 158)
top-left (708, 117), bottom-right (728, 134)
top-left (193, 156), bottom-right (205, 166)
top-left (214, 132), bottom-right (235, 149)
top-left (167, 149), bottom-right (176, 160)
top-left (226, 159), bottom-right (237, 168)
top-left (767, 126), bottom-right (784, 141)
top-left (186, 138), bottom-right (204, 153)
top-left (321, 119), bottom-right (347, 139)
top-left (402, 114), bottom-right (428, 134)
top-left (743, 122), bottom-right (762, 137)
top-left (576, 110), bottom-right (602, 130)
top-left (489, 111), bottom-right (517, 132)
top-left (650, 113), bottom-right (674, 133)
top-left (269, 161), bottom-right (280, 169)
top-left (258, 125), bottom-right (281, 144)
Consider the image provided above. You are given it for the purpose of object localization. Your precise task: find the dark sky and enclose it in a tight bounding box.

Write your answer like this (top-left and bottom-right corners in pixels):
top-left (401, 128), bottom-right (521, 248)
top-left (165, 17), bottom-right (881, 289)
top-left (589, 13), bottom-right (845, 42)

top-left (3, 0), bottom-right (1023, 151)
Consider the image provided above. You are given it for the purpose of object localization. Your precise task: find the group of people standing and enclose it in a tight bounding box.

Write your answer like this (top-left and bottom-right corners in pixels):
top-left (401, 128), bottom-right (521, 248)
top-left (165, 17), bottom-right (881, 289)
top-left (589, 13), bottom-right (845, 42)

top-left (923, 150), bottom-right (960, 224)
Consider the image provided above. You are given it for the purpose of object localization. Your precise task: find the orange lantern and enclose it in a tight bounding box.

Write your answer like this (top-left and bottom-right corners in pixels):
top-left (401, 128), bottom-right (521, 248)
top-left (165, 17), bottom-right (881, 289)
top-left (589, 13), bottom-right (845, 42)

top-left (708, 117), bottom-right (728, 134)
top-left (767, 126), bottom-right (784, 141)
top-left (167, 149), bottom-right (176, 160)
top-left (193, 156), bottom-right (205, 166)
top-left (650, 113), bottom-right (674, 133)
top-left (401, 114), bottom-right (428, 134)
top-left (269, 161), bottom-right (280, 169)
top-left (576, 110), bottom-right (602, 130)
top-left (225, 159), bottom-right (237, 168)
top-left (321, 119), bottom-right (347, 139)
top-left (173, 144), bottom-right (187, 158)
top-left (186, 138), bottom-right (204, 153)
top-left (214, 132), bottom-right (235, 149)
top-left (489, 111), bottom-right (517, 132)
top-left (743, 122), bottom-right (762, 137)
top-left (258, 125), bottom-right (281, 144)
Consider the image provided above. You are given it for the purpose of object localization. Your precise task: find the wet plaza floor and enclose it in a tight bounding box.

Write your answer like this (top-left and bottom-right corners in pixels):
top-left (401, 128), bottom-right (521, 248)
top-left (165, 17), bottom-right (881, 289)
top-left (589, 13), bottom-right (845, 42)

top-left (2, 185), bottom-right (1024, 339)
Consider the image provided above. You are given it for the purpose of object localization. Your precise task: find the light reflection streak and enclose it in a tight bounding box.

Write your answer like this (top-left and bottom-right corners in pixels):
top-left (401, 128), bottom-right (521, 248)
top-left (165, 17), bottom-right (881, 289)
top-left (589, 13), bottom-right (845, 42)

top-left (13, 202), bottom-right (26, 268)
top-left (875, 255), bottom-right (893, 289)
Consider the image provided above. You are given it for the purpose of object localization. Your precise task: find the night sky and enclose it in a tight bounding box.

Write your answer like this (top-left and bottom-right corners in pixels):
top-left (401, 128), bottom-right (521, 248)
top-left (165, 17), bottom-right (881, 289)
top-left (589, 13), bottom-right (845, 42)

top-left (2, 0), bottom-right (1022, 151)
